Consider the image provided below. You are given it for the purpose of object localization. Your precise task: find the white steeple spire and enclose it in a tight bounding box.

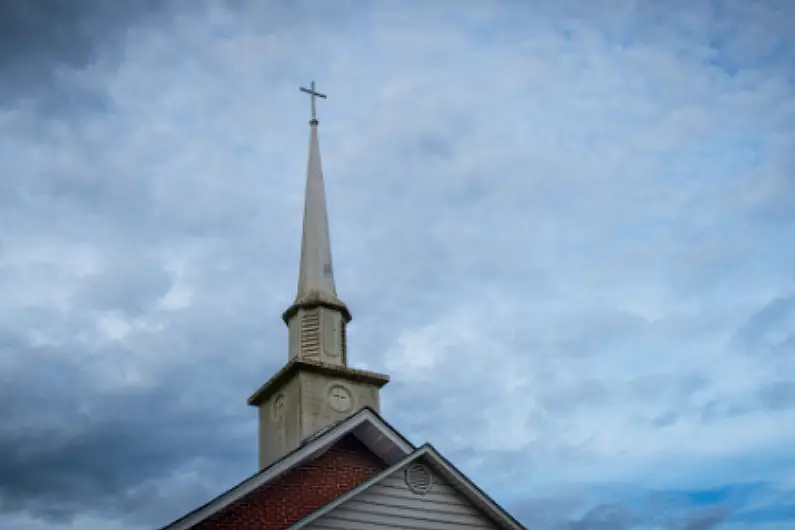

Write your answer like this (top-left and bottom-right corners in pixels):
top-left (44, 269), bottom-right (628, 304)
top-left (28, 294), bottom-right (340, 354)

top-left (283, 82), bottom-right (350, 324)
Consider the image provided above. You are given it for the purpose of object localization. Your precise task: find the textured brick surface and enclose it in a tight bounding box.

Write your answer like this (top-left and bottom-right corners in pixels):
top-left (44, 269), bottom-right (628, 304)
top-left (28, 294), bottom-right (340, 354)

top-left (193, 435), bottom-right (386, 530)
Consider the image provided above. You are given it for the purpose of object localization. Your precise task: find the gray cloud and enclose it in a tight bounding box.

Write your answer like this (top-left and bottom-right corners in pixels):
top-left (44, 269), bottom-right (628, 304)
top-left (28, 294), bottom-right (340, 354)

top-left (756, 381), bottom-right (795, 411)
top-left (736, 293), bottom-right (795, 352)
top-left (0, 251), bottom-right (276, 527)
top-left (683, 506), bottom-right (730, 530)
top-left (508, 493), bottom-right (731, 530)
top-left (73, 260), bottom-right (174, 317)
top-left (569, 503), bottom-right (638, 530)
top-left (0, 0), bottom-right (166, 111)
top-left (0, 330), bottom-right (255, 525)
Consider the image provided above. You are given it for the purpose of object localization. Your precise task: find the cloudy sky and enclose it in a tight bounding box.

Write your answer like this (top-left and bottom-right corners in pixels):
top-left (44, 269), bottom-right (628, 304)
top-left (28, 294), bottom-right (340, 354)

top-left (1, 0), bottom-right (794, 529)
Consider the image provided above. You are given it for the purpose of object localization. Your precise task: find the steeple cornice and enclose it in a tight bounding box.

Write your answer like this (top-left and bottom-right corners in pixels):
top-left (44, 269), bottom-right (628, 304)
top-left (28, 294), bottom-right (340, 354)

top-left (282, 294), bottom-right (351, 324)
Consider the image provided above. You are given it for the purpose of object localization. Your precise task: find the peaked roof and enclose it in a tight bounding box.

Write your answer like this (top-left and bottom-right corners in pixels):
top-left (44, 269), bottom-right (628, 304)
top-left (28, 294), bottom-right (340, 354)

top-left (158, 407), bottom-right (525, 530)
top-left (283, 117), bottom-right (350, 323)
top-left (288, 444), bottom-right (526, 530)
top-left (157, 408), bottom-right (413, 530)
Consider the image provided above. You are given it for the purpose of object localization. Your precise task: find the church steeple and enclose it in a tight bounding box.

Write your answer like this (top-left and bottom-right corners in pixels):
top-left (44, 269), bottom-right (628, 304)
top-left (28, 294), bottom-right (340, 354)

top-left (282, 81), bottom-right (351, 363)
top-left (283, 82), bottom-right (350, 322)
top-left (248, 82), bottom-right (389, 471)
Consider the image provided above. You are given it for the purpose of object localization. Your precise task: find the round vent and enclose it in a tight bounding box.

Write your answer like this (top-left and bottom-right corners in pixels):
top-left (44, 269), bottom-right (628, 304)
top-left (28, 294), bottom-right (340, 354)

top-left (405, 463), bottom-right (433, 495)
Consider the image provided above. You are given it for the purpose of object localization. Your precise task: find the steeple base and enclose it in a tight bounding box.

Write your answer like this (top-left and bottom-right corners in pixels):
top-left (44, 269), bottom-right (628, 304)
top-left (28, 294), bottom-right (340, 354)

top-left (248, 359), bottom-right (389, 470)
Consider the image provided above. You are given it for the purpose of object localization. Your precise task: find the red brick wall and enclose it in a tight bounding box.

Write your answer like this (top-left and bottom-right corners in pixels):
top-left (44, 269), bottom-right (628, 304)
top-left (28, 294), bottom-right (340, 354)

top-left (194, 435), bottom-right (386, 530)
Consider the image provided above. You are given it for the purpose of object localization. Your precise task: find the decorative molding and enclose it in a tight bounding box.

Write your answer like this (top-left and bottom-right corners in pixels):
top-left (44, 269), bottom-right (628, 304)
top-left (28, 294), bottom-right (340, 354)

top-left (340, 321), bottom-right (347, 364)
top-left (248, 359), bottom-right (389, 407)
top-left (326, 383), bottom-right (354, 413)
top-left (323, 310), bottom-right (340, 358)
top-left (270, 393), bottom-right (286, 422)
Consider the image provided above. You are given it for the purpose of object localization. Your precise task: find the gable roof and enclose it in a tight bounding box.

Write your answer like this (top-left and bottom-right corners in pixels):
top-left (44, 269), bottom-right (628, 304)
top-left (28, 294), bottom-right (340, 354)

top-left (288, 444), bottom-right (526, 530)
top-left (158, 407), bottom-right (414, 530)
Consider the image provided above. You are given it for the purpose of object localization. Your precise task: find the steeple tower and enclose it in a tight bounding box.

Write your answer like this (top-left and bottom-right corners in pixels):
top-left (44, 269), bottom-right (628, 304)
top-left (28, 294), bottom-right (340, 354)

top-left (248, 82), bottom-right (389, 470)
top-left (282, 81), bottom-right (351, 359)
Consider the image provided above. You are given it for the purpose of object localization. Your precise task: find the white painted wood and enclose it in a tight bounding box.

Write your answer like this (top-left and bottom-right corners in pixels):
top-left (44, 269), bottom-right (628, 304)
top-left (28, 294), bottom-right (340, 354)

top-left (304, 460), bottom-right (499, 530)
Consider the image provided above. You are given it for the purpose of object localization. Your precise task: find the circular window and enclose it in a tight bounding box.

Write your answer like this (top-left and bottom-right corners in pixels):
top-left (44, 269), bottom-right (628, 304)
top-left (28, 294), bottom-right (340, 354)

top-left (327, 384), bottom-right (354, 413)
top-left (405, 463), bottom-right (433, 495)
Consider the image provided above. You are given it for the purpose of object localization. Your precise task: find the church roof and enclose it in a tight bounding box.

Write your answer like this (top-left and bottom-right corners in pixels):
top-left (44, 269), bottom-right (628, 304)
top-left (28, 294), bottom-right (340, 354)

top-left (157, 407), bottom-right (524, 530)
top-left (288, 442), bottom-right (526, 530)
top-left (157, 408), bottom-right (412, 530)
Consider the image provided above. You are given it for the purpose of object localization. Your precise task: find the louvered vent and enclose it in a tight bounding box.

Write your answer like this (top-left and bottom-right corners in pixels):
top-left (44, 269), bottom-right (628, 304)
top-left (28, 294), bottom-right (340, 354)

top-left (405, 463), bottom-right (433, 495)
top-left (300, 310), bottom-right (320, 357)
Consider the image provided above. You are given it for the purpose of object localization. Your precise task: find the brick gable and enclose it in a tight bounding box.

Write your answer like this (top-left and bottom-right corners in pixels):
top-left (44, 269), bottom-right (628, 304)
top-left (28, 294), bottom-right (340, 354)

top-left (192, 435), bottom-right (386, 530)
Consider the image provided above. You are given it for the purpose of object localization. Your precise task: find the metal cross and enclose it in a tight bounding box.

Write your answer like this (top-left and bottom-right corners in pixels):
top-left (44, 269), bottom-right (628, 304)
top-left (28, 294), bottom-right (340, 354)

top-left (299, 81), bottom-right (327, 121)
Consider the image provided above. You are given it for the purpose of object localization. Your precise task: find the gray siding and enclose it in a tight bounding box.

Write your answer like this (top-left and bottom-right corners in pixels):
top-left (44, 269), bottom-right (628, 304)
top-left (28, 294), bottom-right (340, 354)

top-left (305, 462), bottom-right (498, 530)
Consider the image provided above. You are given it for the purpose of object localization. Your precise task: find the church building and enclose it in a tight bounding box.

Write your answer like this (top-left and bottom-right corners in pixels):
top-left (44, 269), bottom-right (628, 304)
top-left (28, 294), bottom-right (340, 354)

top-left (158, 83), bottom-right (526, 530)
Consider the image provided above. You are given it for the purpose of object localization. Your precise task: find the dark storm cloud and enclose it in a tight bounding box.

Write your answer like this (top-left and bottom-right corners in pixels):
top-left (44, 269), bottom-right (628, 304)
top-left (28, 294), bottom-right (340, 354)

top-left (509, 493), bottom-right (731, 530)
top-left (0, 0), bottom-right (166, 109)
top-left (609, 502), bottom-right (729, 530)
top-left (682, 506), bottom-right (731, 530)
top-left (0, 331), bottom-right (254, 525)
top-left (0, 266), bottom-right (280, 527)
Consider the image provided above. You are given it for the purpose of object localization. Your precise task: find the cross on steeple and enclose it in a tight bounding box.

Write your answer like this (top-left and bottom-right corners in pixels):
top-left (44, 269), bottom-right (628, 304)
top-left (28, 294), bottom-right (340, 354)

top-left (299, 81), bottom-right (326, 122)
